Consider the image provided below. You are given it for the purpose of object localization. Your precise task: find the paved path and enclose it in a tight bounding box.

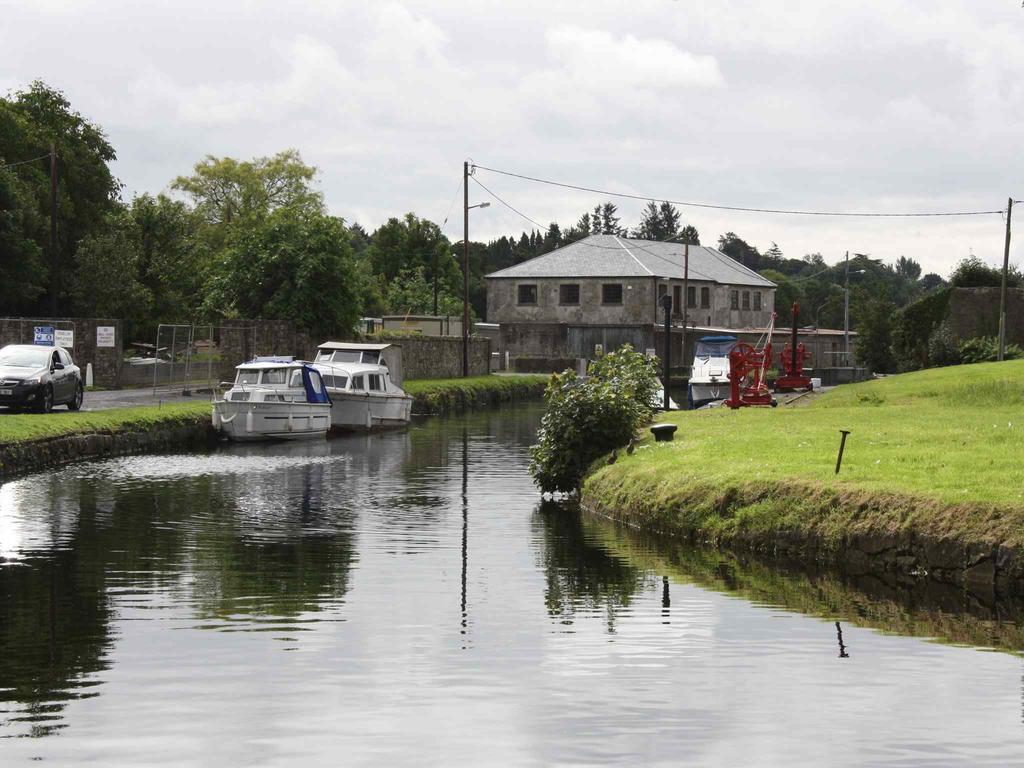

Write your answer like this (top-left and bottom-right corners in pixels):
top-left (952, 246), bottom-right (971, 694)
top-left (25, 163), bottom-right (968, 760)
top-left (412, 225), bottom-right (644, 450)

top-left (80, 387), bottom-right (213, 412)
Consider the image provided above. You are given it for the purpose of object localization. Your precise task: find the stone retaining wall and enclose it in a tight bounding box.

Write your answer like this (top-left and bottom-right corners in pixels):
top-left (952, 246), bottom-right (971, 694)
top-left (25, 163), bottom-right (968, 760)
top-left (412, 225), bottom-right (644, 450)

top-left (0, 317), bottom-right (123, 387)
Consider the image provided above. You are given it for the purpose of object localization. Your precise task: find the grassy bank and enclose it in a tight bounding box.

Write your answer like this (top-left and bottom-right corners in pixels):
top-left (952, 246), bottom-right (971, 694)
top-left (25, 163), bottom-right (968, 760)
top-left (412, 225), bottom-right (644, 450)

top-left (405, 374), bottom-right (549, 415)
top-left (583, 361), bottom-right (1024, 586)
top-left (0, 401), bottom-right (211, 446)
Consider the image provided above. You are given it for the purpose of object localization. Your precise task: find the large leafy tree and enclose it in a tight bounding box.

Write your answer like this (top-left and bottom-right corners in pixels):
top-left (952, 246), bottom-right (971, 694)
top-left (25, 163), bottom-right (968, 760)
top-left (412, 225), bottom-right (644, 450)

top-left (0, 170), bottom-right (46, 312)
top-left (367, 213), bottom-right (458, 294)
top-left (172, 149), bottom-right (320, 227)
top-left (70, 209), bottom-right (152, 319)
top-left (0, 80), bottom-right (120, 313)
top-left (718, 232), bottom-right (760, 270)
top-left (383, 266), bottom-right (468, 318)
top-left (205, 208), bottom-right (361, 337)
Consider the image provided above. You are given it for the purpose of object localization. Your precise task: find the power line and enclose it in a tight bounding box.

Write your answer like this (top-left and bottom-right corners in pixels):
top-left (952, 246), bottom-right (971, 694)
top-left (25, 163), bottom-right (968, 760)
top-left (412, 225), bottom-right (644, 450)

top-left (0, 153), bottom-right (52, 171)
top-left (470, 175), bottom-right (548, 231)
top-left (440, 173), bottom-right (463, 231)
top-left (472, 163), bottom-right (1004, 218)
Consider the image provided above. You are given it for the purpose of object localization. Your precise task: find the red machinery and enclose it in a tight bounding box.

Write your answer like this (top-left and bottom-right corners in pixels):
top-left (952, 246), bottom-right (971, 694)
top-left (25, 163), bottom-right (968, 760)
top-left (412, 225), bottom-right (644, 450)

top-left (776, 302), bottom-right (813, 392)
top-left (725, 313), bottom-right (776, 408)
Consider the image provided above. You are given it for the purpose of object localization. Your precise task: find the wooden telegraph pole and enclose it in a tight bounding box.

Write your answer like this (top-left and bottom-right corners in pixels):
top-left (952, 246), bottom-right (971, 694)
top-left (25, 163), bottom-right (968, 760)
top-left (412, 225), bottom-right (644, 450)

top-left (49, 143), bottom-right (58, 319)
top-left (999, 197), bottom-right (1013, 362)
top-left (462, 161), bottom-right (470, 377)
top-left (680, 242), bottom-right (690, 377)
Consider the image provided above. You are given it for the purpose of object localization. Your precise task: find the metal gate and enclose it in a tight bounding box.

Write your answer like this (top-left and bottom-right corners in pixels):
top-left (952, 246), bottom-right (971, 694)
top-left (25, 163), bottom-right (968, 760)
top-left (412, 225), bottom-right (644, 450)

top-left (151, 324), bottom-right (217, 395)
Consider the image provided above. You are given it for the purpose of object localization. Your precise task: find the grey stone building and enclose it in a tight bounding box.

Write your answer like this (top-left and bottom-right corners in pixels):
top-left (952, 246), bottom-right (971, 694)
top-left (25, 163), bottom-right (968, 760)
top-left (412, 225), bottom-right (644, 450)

top-left (485, 234), bottom-right (776, 371)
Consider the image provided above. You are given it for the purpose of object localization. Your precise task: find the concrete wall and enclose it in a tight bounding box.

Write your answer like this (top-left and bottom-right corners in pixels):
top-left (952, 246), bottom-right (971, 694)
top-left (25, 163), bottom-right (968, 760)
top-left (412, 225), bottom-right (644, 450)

top-left (487, 276), bottom-right (775, 330)
top-left (947, 287), bottom-right (1024, 344)
top-left (0, 317), bottom-right (123, 387)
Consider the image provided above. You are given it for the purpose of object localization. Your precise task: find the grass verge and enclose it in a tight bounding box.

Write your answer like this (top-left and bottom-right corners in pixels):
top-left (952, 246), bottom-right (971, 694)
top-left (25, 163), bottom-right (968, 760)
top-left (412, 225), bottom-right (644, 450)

top-left (405, 374), bottom-right (549, 415)
top-left (0, 401), bottom-right (211, 446)
top-left (582, 361), bottom-right (1024, 581)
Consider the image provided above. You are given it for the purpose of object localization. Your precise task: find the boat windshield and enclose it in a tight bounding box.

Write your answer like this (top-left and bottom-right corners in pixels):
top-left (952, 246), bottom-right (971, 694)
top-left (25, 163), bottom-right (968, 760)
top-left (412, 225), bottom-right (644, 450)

top-left (236, 370), bottom-right (260, 385)
top-left (288, 369), bottom-right (304, 388)
top-left (694, 339), bottom-right (736, 358)
top-left (319, 350), bottom-right (361, 363)
top-left (263, 368), bottom-right (289, 385)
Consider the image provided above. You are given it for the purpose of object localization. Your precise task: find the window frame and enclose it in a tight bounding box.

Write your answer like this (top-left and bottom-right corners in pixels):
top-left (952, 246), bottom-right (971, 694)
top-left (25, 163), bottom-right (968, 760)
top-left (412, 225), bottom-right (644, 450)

top-left (700, 286), bottom-right (710, 309)
top-left (742, 291), bottom-right (751, 310)
top-left (559, 283), bottom-right (580, 306)
top-left (753, 291), bottom-right (762, 311)
top-left (602, 283), bottom-right (624, 305)
top-left (517, 284), bottom-right (538, 306)
top-left (730, 290), bottom-right (739, 310)
top-left (687, 285), bottom-right (697, 308)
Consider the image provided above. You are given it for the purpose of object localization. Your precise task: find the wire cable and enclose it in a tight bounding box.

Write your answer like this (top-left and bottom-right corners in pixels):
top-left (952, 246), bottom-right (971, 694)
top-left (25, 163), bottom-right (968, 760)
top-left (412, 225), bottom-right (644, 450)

top-left (470, 175), bottom-right (548, 231)
top-left (0, 153), bottom-right (52, 171)
top-left (472, 163), bottom-right (1004, 218)
top-left (440, 173), bottom-right (464, 231)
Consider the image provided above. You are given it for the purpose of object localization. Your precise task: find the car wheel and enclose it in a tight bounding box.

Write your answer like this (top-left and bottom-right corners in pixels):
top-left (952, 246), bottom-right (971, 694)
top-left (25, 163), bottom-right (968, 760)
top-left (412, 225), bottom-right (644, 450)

top-left (37, 385), bottom-right (54, 413)
top-left (67, 382), bottom-right (83, 411)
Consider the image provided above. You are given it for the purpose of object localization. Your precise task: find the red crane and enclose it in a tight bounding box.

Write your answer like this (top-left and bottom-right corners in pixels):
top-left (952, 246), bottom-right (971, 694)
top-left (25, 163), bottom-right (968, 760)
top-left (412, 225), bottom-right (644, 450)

top-left (776, 302), bottom-right (813, 392)
top-left (725, 313), bottom-right (776, 408)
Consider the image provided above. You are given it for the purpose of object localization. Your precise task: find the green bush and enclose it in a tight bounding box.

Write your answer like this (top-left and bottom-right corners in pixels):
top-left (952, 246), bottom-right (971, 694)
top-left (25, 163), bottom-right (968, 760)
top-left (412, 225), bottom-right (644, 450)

top-left (529, 345), bottom-right (659, 494)
top-left (959, 336), bottom-right (1024, 364)
top-left (926, 320), bottom-right (961, 367)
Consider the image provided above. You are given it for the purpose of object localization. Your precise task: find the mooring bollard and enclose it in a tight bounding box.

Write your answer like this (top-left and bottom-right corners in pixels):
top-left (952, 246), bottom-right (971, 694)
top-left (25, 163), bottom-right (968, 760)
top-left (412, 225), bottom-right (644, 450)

top-left (651, 423), bottom-right (678, 442)
top-left (835, 429), bottom-right (851, 474)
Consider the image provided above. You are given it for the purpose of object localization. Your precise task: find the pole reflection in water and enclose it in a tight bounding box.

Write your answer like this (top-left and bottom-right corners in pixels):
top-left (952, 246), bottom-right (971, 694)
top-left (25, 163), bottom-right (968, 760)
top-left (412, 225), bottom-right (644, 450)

top-left (835, 621), bottom-right (850, 659)
top-left (661, 575), bottom-right (671, 624)
top-left (461, 426), bottom-right (469, 646)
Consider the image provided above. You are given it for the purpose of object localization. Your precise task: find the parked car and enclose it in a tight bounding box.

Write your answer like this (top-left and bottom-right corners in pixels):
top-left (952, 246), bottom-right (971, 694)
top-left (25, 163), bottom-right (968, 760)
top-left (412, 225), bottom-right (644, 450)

top-left (0, 344), bottom-right (84, 412)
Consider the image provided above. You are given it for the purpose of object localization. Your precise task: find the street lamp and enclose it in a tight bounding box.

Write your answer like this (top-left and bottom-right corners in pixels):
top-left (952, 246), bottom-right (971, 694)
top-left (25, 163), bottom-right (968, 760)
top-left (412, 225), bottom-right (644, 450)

top-left (844, 252), bottom-right (869, 366)
top-left (463, 160), bottom-right (490, 377)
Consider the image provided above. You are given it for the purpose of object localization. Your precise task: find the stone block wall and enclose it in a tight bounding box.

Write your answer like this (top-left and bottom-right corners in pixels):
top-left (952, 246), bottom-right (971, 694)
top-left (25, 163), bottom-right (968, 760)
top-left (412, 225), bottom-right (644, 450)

top-left (393, 336), bottom-right (491, 379)
top-left (0, 317), bottom-right (123, 387)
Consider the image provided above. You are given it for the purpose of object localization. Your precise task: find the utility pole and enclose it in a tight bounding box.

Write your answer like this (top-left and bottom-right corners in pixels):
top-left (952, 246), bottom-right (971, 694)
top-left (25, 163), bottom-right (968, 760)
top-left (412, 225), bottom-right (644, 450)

top-left (49, 143), bottom-right (58, 319)
top-left (999, 197), bottom-right (1014, 362)
top-left (432, 247), bottom-right (439, 316)
top-left (462, 161), bottom-right (470, 377)
top-left (843, 250), bottom-right (850, 367)
top-left (680, 242), bottom-right (690, 376)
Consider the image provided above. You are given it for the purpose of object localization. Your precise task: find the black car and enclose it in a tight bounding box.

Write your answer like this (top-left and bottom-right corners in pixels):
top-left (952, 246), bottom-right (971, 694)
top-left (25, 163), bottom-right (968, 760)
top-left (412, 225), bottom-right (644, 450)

top-left (0, 344), bottom-right (84, 412)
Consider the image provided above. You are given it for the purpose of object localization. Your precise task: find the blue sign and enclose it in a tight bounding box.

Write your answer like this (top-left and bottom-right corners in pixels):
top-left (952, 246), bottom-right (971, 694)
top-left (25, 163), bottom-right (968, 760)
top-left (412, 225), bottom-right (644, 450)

top-left (33, 325), bottom-right (55, 346)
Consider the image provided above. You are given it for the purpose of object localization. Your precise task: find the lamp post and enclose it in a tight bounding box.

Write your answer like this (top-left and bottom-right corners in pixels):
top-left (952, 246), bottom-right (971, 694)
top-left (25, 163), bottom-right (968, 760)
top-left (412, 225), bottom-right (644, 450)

top-left (844, 253), bottom-right (869, 366)
top-left (462, 160), bottom-right (489, 378)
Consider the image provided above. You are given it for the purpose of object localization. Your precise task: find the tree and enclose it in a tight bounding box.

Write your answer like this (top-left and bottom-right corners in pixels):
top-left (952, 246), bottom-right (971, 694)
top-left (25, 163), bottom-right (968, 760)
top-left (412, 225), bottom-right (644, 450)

top-left (895, 255), bottom-right (922, 281)
top-left (172, 149), bottom-right (321, 227)
top-left (0, 80), bottom-right (120, 314)
top-left (949, 256), bottom-right (1019, 288)
top-left (919, 272), bottom-right (945, 291)
top-left (383, 266), bottom-right (467, 318)
top-left (718, 232), bottom-right (760, 270)
top-left (0, 169), bottom-right (46, 313)
top-left (204, 209), bottom-right (361, 337)
top-left (761, 242), bottom-right (783, 268)
top-left (71, 210), bottom-right (152, 319)
top-left (678, 224), bottom-right (700, 246)
top-left (634, 201), bottom-right (682, 241)
top-left (542, 222), bottom-right (562, 253)
top-left (854, 297), bottom-right (897, 373)
top-left (367, 213), bottom-right (457, 291)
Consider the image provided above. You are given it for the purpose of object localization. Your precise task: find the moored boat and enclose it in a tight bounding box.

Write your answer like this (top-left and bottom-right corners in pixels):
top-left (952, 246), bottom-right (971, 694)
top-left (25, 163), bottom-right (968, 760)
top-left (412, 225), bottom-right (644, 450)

top-left (313, 342), bottom-right (413, 430)
top-left (687, 335), bottom-right (737, 409)
top-left (212, 358), bottom-right (332, 441)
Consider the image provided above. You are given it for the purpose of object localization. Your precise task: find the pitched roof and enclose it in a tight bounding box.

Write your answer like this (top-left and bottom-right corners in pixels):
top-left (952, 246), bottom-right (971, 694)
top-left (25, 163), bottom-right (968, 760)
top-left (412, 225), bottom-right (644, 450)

top-left (485, 234), bottom-right (776, 288)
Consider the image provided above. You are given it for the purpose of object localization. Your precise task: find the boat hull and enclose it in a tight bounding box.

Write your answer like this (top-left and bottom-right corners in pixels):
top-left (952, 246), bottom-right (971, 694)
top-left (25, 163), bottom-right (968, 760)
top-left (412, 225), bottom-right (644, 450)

top-left (688, 381), bottom-right (728, 409)
top-left (327, 390), bottom-right (413, 431)
top-left (212, 400), bottom-right (331, 441)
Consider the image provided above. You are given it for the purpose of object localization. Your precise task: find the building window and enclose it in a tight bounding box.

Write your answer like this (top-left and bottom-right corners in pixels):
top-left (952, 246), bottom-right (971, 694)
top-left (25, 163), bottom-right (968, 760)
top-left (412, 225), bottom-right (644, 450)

top-left (672, 286), bottom-right (681, 315)
top-left (517, 284), bottom-right (537, 305)
top-left (754, 291), bottom-right (762, 310)
top-left (730, 290), bottom-right (739, 310)
top-left (687, 286), bottom-right (697, 308)
top-left (701, 287), bottom-right (710, 308)
top-left (602, 283), bottom-right (623, 305)
top-left (658, 283), bottom-right (668, 299)
top-left (742, 291), bottom-right (750, 310)
top-left (559, 284), bottom-right (580, 305)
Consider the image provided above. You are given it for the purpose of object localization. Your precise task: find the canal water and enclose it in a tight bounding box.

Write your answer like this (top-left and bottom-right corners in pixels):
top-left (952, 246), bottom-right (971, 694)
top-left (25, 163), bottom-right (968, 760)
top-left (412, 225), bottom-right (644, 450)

top-left (2, 404), bottom-right (1024, 766)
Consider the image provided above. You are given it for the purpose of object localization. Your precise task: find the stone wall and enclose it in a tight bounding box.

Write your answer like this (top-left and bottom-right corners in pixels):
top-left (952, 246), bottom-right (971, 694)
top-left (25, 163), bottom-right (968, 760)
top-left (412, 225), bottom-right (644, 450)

top-left (947, 287), bottom-right (1024, 344)
top-left (0, 317), bottom-right (123, 387)
top-left (394, 336), bottom-right (491, 379)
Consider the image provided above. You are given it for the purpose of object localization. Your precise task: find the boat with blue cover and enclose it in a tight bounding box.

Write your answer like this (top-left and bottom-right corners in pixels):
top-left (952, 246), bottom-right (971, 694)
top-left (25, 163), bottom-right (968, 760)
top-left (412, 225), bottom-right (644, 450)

top-left (212, 357), bottom-right (332, 441)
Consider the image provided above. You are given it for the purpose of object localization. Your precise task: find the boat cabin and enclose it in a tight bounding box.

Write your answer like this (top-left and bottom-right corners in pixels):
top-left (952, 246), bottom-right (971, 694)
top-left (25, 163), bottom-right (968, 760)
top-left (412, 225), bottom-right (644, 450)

top-left (227, 358), bottom-right (330, 404)
top-left (315, 342), bottom-right (404, 385)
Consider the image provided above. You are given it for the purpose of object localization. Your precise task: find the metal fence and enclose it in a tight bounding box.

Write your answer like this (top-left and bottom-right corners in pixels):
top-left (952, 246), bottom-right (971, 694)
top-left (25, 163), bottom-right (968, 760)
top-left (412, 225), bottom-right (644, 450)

top-left (150, 324), bottom-right (217, 395)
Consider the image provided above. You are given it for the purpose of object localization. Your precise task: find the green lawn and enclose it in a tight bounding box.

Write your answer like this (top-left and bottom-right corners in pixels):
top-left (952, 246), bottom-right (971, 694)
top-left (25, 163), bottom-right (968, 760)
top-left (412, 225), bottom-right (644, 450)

top-left (0, 401), bottom-right (211, 445)
top-left (583, 361), bottom-right (1024, 549)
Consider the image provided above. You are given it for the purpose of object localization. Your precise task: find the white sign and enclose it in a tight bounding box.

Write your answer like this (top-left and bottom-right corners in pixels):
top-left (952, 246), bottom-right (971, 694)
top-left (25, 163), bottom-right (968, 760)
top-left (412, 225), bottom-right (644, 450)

top-left (33, 326), bottom-right (54, 346)
top-left (96, 326), bottom-right (116, 348)
top-left (55, 329), bottom-right (74, 348)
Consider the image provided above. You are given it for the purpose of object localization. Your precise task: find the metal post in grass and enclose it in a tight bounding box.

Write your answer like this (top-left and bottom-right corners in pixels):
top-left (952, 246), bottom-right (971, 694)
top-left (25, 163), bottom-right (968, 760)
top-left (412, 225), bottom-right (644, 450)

top-left (835, 430), bottom-right (851, 474)
top-left (661, 293), bottom-right (672, 411)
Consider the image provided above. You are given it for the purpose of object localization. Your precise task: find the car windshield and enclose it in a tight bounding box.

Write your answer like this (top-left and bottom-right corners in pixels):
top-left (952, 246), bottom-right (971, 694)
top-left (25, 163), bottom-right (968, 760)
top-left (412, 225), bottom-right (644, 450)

top-left (0, 346), bottom-right (51, 368)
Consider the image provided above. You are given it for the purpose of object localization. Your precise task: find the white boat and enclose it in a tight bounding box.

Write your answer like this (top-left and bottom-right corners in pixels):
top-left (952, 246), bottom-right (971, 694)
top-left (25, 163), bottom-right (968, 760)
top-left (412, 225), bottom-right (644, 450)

top-left (687, 336), bottom-right (737, 409)
top-left (312, 342), bottom-right (413, 430)
top-left (212, 358), bottom-right (332, 441)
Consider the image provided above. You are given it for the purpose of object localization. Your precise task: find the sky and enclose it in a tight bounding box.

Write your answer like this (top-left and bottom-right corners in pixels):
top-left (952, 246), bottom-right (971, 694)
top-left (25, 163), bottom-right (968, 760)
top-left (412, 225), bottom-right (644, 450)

top-left (2, 0), bottom-right (1023, 277)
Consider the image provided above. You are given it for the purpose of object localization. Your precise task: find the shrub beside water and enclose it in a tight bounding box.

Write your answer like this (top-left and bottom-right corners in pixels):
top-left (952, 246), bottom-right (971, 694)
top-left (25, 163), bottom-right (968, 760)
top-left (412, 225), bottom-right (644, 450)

top-left (529, 346), bottom-right (659, 494)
